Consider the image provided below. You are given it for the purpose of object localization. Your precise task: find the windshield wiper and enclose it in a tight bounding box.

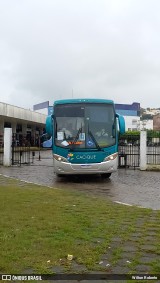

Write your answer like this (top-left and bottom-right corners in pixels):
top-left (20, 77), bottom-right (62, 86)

top-left (69, 126), bottom-right (103, 151)
top-left (69, 127), bottom-right (82, 150)
top-left (74, 127), bottom-right (82, 143)
top-left (88, 130), bottom-right (102, 151)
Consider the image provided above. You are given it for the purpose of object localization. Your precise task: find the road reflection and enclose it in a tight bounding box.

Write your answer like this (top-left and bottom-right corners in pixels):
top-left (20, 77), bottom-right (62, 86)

top-left (54, 174), bottom-right (116, 198)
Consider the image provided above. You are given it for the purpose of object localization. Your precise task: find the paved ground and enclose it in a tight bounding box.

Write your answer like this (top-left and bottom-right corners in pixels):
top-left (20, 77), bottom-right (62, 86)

top-left (0, 149), bottom-right (160, 210)
top-left (0, 150), bottom-right (160, 281)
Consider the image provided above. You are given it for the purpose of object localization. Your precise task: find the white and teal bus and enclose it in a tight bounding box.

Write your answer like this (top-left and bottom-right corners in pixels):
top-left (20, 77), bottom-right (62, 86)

top-left (46, 99), bottom-right (125, 178)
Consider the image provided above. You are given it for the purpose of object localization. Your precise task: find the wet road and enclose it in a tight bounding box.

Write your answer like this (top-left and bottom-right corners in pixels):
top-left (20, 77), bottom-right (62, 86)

top-left (0, 150), bottom-right (160, 210)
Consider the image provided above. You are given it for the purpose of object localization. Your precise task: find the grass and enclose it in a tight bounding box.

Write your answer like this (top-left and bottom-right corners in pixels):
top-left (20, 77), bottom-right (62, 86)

top-left (0, 175), bottom-right (160, 280)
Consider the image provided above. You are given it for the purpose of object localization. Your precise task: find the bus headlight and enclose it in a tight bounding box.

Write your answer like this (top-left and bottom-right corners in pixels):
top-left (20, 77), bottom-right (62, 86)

top-left (103, 153), bottom-right (118, 162)
top-left (53, 154), bottom-right (69, 163)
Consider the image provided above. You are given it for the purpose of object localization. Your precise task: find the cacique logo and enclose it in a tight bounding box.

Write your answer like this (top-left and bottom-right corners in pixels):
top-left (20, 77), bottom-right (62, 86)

top-left (76, 154), bottom-right (96, 160)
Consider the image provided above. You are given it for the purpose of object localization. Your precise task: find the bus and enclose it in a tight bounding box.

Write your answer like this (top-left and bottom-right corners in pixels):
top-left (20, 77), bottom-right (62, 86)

top-left (46, 99), bottom-right (125, 177)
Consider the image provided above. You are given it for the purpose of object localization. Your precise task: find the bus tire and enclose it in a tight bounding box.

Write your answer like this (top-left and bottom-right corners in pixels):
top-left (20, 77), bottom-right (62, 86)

top-left (101, 173), bottom-right (111, 178)
top-left (56, 174), bottom-right (65, 178)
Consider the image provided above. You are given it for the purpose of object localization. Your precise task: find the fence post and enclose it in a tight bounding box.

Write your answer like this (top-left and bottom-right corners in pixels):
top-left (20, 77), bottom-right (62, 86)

top-left (140, 130), bottom-right (147, 170)
top-left (3, 128), bottom-right (12, 166)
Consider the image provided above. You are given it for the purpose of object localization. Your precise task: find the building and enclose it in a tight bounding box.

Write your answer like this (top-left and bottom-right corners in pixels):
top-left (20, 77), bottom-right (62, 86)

top-left (115, 102), bottom-right (140, 131)
top-left (153, 114), bottom-right (160, 130)
top-left (0, 102), bottom-right (47, 146)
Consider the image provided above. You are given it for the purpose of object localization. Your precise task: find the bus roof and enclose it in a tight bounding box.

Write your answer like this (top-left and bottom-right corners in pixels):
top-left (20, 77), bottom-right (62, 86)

top-left (53, 98), bottom-right (114, 105)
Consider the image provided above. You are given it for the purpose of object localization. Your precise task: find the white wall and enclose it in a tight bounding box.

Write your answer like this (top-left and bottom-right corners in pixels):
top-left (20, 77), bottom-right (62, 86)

top-left (34, 108), bottom-right (48, 115)
top-left (3, 128), bottom-right (12, 166)
top-left (140, 120), bottom-right (153, 130)
top-left (0, 102), bottom-right (46, 123)
top-left (123, 117), bottom-right (153, 131)
top-left (123, 116), bottom-right (140, 131)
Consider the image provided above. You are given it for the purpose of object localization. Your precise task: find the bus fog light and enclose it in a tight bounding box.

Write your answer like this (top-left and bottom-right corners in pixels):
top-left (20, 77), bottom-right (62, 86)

top-left (104, 153), bottom-right (118, 162)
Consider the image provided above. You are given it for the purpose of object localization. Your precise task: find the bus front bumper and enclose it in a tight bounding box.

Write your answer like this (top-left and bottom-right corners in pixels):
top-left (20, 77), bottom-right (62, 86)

top-left (53, 157), bottom-right (118, 175)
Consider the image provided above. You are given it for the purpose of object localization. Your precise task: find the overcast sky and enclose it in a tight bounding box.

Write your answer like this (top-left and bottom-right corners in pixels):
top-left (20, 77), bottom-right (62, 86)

top-left (0, 0), bottom-right (160, 110)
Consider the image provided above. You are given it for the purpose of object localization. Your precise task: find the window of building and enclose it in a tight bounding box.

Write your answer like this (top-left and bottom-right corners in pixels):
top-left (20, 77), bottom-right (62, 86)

top-left (16, 124), bottom-right (22, 133)
top-left (4, 122), bottom-right (11, 128)
top-left (132, 119), bottom-right (138, 125)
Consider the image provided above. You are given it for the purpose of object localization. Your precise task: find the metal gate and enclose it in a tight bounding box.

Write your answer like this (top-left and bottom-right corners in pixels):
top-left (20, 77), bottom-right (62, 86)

top-left (0, 133), bottom-right (3, 165)
top-left (12, 133), bottom-right (31, 165)
top-left (118, 135), bottom-right (140, 169)
top-left (147, 131), bottom-right (160, 165)
top-left (0, 146), bottom-right (3, 165)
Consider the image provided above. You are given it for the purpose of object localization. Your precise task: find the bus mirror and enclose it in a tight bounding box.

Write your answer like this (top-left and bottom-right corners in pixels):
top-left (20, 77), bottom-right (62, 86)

top-left (116, 113), bottom-right (125, 134)
top-left (46, 115), bottom-right (53, 136)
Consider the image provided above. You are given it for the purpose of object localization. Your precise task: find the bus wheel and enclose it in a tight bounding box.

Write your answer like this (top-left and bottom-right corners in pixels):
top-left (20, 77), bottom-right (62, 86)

top-left (101, 173), bottom-right (111, 178)
top-left (56, 174), bottom-right (65, 178)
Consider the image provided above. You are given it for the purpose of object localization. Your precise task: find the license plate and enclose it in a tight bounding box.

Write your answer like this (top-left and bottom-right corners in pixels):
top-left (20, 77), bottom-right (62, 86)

top-left (81, 164), bottom-right (91, 168)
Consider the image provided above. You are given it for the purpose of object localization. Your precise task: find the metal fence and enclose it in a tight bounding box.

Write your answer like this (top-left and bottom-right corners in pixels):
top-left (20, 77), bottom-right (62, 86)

top-left (118, 135), bottom-right (140, 169)
top-left (12, 133), bottom-right (32, 165)
top-left (147, 146), bottom-right (160, 164)
top-left (1, 131), bottom-right (160, 168)
top-left (119, 132), bottom-right (160, 168)
top-left (0, 133), bottom-right (41, 166)
top-left (147, 133), bottom-right (160, 165)
top-left (0, 146), bottom-right (3, 165)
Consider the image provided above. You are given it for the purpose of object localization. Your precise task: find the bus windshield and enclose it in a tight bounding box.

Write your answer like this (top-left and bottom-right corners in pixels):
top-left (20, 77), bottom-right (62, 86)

top-left (54, 103), bottom-right (116, 149)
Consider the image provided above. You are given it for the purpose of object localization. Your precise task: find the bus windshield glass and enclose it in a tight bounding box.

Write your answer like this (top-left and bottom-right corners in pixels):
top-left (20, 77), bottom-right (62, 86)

top-left (54, 103), bottom-right (116, 149)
